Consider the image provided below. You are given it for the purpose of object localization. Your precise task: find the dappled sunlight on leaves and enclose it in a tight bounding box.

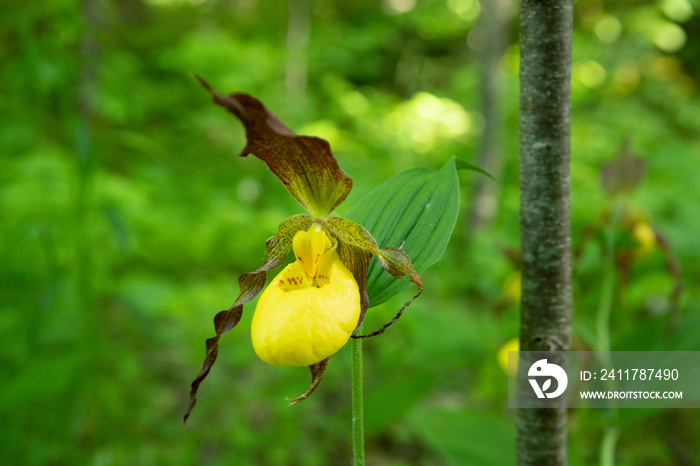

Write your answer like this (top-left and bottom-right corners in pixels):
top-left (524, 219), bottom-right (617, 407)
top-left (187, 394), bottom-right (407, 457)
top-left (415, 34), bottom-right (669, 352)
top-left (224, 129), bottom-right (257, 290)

top-left (382, 92), bottom-right (475, 153)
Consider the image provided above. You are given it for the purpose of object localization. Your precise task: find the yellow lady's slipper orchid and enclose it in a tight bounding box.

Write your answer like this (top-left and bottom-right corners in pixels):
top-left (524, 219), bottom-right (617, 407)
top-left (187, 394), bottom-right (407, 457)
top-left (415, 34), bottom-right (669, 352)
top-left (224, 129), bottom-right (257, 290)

top-left (251, 226), bottom-right (361, 366)
top-left (632, 220), bottom-right (656, 258)
top-left (186, 81), bottom-right (424, 422)
top-left (497, 337), bottom-right (520, 375)
top-left (503, 271), bottom-right (522, 304)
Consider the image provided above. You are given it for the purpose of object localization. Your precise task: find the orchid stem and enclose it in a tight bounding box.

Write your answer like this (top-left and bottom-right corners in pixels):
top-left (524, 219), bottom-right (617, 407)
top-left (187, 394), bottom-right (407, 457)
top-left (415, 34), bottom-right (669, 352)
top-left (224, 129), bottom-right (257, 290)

top-left (597, 203), bottom-right (622, 466)
top-left (351, 326), bottom-right (365, 465)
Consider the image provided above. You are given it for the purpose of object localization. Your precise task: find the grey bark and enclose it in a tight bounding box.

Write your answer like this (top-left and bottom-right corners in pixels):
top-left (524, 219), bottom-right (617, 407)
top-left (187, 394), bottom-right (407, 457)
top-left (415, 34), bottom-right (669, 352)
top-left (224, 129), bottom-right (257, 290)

top-left (517, 0), bottom-right (573, 465)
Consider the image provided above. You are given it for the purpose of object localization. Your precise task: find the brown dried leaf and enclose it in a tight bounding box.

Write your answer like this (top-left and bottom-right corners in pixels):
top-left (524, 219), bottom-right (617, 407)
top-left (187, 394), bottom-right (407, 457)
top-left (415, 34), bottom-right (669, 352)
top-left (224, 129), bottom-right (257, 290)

top-left (184, 214), bottom-right (312, 423)
top-left (323, 217), bottom-right (377, 329)
top-left (601, 137), bottom-right (646, 195)
top-left (286, 356), bottom-right (332, 406)
top-left (196, 75), bottom-right (352, 216)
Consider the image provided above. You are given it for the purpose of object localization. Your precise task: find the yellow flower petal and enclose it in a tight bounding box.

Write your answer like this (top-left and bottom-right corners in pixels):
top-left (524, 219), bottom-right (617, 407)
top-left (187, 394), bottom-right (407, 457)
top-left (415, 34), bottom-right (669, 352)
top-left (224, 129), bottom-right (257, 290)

top-left (632, 221), bottom-right (656, 258)
top-left (292, 225), bottom-right (331, 281)
top-left (497, 338), bottom-right (519, 375)
top-left (503, 271), bottom-right (522, 303)
top-left (251, 227), bottom-right (361, 366)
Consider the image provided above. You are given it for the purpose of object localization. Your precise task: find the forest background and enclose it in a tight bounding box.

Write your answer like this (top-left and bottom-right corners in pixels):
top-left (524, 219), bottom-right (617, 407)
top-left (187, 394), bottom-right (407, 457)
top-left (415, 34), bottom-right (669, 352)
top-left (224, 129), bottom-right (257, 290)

top-left (1, 0), bottom-right (699, 464)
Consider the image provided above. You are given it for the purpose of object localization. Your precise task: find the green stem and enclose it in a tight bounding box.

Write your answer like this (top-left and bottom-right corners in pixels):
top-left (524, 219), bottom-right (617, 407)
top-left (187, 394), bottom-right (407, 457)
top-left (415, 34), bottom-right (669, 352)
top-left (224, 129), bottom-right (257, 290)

top-left (597, 203), bottom-right (623, 356)
top-left (600, 426), bottom-right (619, 466)
top-left (596, 203), bottom-right (623, 466)
top-left (596, 244), bottom-right (619, 466)
top-left (351, 331), bottom-right (365, 466)
top-left (595, 253), bottom-right (615, 355)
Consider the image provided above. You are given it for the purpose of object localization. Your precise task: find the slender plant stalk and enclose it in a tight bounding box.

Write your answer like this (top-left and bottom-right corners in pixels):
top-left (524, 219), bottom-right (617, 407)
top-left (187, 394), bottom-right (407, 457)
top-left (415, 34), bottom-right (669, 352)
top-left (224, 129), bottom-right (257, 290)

top-left (596, 203), bottom-right (623, 352)
top-left (351, 328), bottom-right (365, 466)
top-left (468, 0), bottom-right (511, 231)
top-left (600, 423), bottom-right (619, 466)
top-left (600, 427), bottom-right (619, 466)
top-left (595, 251), bottom-right (615, 355)
top-left (596, 244), bottom-right (619, 466)
top-left (285, 0), bottom-right (310, 107)
top-left (596, 206), bottom-right (622, 466)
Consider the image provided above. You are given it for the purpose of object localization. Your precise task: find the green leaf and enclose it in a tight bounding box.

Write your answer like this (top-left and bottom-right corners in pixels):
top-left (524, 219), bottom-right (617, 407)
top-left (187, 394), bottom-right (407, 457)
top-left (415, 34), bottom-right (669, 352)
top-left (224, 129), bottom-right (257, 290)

top-left (346, 157), bottom-right (460, 307)
top-left (409, 407), bottom-right (516, 466)
top-left (323, 216), bottom-right (423, 337)
top-left (455, 157), bottom-right (499, 182)
top-left (364, 371), bottom-right (434, 435)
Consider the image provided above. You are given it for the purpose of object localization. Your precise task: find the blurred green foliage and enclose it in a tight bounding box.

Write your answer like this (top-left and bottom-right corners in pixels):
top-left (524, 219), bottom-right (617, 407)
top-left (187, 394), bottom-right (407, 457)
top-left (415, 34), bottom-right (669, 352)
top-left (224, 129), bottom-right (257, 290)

top-left (1, 0), bottom-right (699, 464)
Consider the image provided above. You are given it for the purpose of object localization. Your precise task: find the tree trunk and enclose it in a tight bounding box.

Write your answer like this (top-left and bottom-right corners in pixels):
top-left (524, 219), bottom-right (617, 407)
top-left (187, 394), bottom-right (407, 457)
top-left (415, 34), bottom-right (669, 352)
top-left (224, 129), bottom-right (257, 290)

top-left (517, 0), bottom-right (573, 465)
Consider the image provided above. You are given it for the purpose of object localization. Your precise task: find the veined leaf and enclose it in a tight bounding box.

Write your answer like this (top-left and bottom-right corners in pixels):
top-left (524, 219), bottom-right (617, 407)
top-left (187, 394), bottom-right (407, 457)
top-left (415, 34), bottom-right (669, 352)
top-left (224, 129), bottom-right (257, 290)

top-left (323, 216), bottom-right (423, 337)
top-left (455, 158), bottom-right (498, 182)
top-left (346, 157), bottom-right (460, 307)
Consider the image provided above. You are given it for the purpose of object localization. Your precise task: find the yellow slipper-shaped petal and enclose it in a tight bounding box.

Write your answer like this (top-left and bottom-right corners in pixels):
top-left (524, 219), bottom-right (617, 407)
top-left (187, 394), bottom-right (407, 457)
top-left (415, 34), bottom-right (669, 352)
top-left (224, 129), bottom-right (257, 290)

top-left (251, 227), bottom-right (361, 366)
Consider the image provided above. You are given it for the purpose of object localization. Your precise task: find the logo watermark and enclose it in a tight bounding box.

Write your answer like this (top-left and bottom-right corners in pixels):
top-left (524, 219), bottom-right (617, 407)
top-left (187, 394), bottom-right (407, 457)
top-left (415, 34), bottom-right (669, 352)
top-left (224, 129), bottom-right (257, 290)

top-left (528, 359), bottom-right (568, 399)
top-left (508, 351), bottom-right (700, 408)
